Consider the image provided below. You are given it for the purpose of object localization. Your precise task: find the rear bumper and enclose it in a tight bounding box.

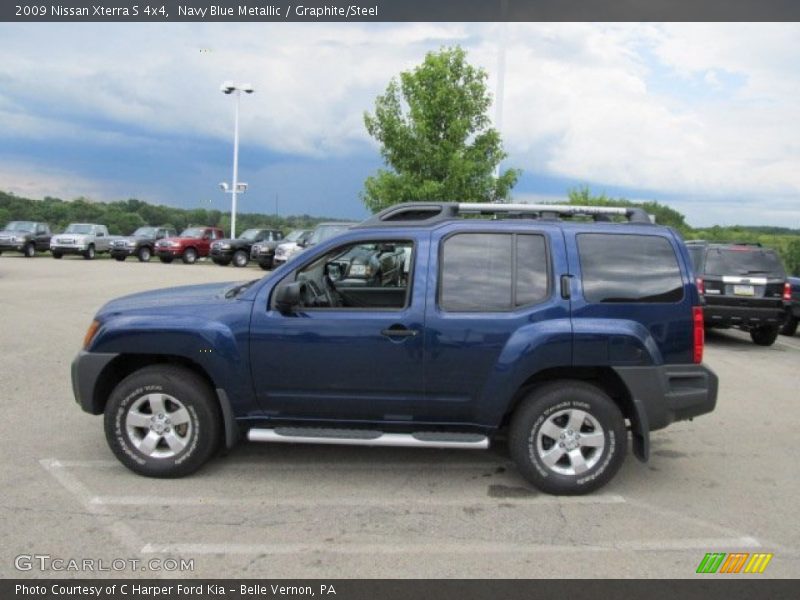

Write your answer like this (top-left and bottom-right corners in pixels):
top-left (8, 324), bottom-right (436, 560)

top-left (614, 364), bottom-right (718, 433)
top-left (71, 350), bottom-right (119, 414)
top-left (703, 301), bottom-right (786, 327)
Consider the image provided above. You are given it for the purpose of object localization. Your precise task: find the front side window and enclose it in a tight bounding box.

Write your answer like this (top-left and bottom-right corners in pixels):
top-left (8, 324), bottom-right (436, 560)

top-left (273, 239), bottom-right (414, 310)
top-left (578, 233), bottom-right (684, 303)
top-left (439, 233), bottom-right (550, 312)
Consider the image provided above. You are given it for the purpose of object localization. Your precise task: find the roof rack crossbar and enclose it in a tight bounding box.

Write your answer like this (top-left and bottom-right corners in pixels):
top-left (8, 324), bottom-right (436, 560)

top-left (357, 201), bottom-right (653, 228)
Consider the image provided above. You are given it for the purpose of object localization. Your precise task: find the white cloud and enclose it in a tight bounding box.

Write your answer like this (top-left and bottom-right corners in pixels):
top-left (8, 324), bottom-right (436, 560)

top-left (0, 22), bottom-right (799, 225)
top-left (0, 161), bottom-right (113, 200)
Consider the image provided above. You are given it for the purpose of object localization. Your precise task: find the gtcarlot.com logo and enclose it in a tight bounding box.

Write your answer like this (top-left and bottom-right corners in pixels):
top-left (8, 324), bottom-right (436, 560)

top-left (696, 552), bottom-right (773, 574)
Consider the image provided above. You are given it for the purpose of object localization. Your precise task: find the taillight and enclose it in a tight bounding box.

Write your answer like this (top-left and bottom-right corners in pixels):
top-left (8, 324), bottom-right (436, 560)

top-left (695, 277), bottom-right (704, 295)
top-left (784, 282), bottom-right (792, 302)
top-left (693, 306), bottom-right (704, 364)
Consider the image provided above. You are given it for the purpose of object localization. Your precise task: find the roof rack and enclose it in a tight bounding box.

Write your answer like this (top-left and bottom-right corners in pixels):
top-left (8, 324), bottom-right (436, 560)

top-left (356, 201), bottom-right (654, 228)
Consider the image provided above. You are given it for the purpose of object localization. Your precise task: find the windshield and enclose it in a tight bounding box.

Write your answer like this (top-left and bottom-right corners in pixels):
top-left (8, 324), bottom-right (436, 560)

top-left (180, 228), bottom-right (206, 238)
top-left (285, 229), bottom-right (308, 242)
top-left (5, 221), bottom-right (36, 232)
top-left (239, 229), bottom-right (261, 241)
top-left (65, 224), bottom-right (93, 234)
top-left (133, 227), bottom-right (157, 237)
top-left (704, 247), bottom-right (785, 277)
top-left (308, 224), bottom-right (350, 245)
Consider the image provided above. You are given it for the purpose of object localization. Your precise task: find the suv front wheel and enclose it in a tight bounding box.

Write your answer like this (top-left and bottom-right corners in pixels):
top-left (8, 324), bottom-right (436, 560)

top-left (104, 365), bottom-right (221, 478)
top-left (509, 381), bottom-right (626, 495)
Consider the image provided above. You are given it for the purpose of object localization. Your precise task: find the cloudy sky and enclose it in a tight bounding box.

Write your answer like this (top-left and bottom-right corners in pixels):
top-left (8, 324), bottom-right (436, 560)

top-left (1, 22), bottom-right (798, 226)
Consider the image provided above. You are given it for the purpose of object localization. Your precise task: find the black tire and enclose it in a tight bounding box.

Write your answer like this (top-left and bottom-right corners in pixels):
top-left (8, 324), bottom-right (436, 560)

top-left (258, 262), bottom-right (271, 271)
top-left (750, 325), bottom-right (779, 346)
top-left (212, 258), bottom-right (231, 266)
top-left (83, 245), bottom-right (96, 260)
top-left (104, 365), bottom-right (221, 478)
top-left (509, 381), bottom-right (626, 495)
top-left (780, 316), bottom-right (798, 337)
top-left (232, 250), bottom-right (249, 268)
top-left (52, 251), bottom-right (62, 259)
top-left (159, 256), bottom-right (173, 264)
top-left (23, 243), bottom-right (36, 258)
top-left (137, 246), bottom-right (152, 262)
top-left (182, 248), bottom-right (198, 264)
top-left (114, 255), bottom-right (126, 262)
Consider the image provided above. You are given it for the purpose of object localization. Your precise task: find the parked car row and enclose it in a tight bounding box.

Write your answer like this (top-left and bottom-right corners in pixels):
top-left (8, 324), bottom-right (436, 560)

top-left (0, 220), bottom-right (365, 272)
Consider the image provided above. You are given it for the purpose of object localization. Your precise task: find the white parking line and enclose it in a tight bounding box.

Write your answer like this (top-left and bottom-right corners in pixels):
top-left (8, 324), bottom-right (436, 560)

top-left (90, 493), bottom-right (627, 507)
top-left (39, 458), bottom-right (145, 553)
top-left (140, 536), bottom-right (760, 556)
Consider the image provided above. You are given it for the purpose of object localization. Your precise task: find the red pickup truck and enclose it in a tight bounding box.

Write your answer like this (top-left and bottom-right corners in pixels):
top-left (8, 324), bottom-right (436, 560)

top-left (155, 226), bottom-right (225, 264)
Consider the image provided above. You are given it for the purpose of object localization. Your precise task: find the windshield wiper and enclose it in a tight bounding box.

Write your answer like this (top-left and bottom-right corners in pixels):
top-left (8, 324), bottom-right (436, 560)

top-left (225, 280), bottom-right (259, 298)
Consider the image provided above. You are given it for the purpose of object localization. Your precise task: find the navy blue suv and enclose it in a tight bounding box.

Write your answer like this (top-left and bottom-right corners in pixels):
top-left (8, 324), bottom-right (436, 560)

top-left (71, 202), bottom-right (717, 495)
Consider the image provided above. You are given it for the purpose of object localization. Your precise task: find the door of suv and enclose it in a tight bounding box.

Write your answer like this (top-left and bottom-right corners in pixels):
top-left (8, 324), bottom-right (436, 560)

top-left (423, 225), bottom-right (571, 425)
top-left (249, 234), bottom-right (427, 422)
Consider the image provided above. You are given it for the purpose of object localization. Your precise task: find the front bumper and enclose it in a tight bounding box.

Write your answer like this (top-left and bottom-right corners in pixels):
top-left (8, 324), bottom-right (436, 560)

top-left (0, 242), bottom-right (27, 252)
top-left (211, 248), bottom-right (235, 259)
top-left (110, 247), bottom-right (137, 257)
top-left (51, 245), bottom-right (88, 254)
top-left (71, 350), bottom-right (119, 414)
top-left (155, 248), bottom-right (182, 257)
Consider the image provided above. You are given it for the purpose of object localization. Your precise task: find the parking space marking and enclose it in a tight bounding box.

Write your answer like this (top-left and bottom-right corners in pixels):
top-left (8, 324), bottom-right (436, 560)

top-left (775, 338), bottom-right (800, 352)
top-left (45, 458), bottom-right (778, 560)
top-left (89, 493), bottom-right (627, 507)
top-left (140, 536), bottom-right (761, 556)
top-left (39, 458), bottom-right (144, 553)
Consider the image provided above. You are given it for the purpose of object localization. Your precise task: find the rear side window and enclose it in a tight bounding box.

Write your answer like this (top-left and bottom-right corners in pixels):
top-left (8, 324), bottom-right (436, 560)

top-left (440, 233), bottom-right (549, 311)
top-left (578, 234), bottom-right (683, 303)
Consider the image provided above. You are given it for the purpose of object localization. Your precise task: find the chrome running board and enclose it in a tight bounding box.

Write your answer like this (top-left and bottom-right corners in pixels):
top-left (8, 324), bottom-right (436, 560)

top-left (247, 427), bottom-right (489, 450)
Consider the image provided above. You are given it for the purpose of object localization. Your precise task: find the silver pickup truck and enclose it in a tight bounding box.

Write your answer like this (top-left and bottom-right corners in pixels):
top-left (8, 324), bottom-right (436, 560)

top-left (50, 223), bottom-right (113, 260)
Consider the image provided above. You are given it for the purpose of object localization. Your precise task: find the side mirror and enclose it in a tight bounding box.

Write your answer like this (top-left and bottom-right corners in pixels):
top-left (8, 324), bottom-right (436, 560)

top-left (297, 239), bottom-right (307, 248)
top-left (275, 281), bottom-right (305, 314)
top-left (379, 243), bottom-right (396, 253)
top-left (325, 262), bottom-right (342, 281)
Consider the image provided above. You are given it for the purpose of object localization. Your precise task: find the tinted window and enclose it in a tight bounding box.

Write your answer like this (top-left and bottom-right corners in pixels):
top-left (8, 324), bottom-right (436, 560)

top-left (440, 233), bottom-right (549, 311)
top-left (704, 247), bottom-right (785, 277)
top-left (578, 234), bottom-right (683, 303)
top-left (687, 245), bottom-right (705, 271)
top-left (516, 235), bottom-right (549, 306)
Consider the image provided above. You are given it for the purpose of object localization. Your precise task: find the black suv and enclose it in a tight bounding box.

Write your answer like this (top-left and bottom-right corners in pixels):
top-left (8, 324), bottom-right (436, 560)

top-left (211, 229), bottom-right (283, 268)
top-left (110, 226), bottom-right (177, 262)
top-left (0, 221), bottom-right (52, 257)
top-left (687, 241), bottom-right (791, 346)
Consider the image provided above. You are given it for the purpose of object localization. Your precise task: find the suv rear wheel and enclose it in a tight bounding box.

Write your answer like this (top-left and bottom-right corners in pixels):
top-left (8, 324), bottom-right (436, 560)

top-left (780, 316), bottom-right (798, 337)
top-left (509, 381), bottom-right (626, 495)
top-left (104, 365), bottom-right (221, 478)
top-left (750, 325), bottom-right (779, 346)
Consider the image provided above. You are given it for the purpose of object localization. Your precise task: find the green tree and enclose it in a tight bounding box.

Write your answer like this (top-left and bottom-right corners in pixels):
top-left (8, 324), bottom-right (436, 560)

top-left (362, 46), bottom-right (519, 213)
top-left (567, 185), bottom-right (689, 233)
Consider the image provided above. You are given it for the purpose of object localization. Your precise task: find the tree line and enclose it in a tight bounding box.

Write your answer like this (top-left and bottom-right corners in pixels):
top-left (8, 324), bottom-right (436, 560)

top-left (0, 191), bottom-right (342, 238)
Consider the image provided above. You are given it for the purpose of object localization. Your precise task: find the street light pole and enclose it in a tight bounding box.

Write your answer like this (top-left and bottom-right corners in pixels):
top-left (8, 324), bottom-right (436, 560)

top-left (231, 89), bottom-right (240, 239)
top-left (220, 81), bottom-right (253, 239)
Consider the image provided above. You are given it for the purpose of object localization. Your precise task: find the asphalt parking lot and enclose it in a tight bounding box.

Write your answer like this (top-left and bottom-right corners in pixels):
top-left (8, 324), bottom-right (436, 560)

top-left (1, 255), bottom-right (798, 579)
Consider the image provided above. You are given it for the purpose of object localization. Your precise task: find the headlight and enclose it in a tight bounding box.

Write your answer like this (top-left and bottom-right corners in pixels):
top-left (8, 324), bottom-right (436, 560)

top-left (11, 236), bottom-right (22, 243)
top-left (126, 241), bottom-right (136, 247)
top-left (275, 247), bottom-right (286, 256)
top-left (220, 243), bottom-right (231, 249)
top-left (82, 320), bottom-right (100, 349)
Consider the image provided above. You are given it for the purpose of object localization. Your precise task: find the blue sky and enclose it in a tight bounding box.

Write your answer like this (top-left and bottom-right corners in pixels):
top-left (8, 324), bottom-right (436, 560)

top-left (1, 22), bottom-right (799, 226)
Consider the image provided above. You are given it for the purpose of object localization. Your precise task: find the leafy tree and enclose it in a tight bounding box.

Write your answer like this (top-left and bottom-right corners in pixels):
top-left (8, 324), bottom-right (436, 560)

top-left (362, 46), bottom-right (519, 212)
top-left (567, 185), bottom-right (689, 232)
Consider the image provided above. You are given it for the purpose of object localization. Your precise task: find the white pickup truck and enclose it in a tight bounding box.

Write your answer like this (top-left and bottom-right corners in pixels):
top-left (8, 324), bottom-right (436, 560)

top-left (50, 223), bottom-right (114, 260)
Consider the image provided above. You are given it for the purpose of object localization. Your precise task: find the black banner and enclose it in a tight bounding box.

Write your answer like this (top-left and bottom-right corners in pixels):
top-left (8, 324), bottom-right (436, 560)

top-left (4, 580), bottom-right (799, 600)
top-left (3, 0), bottom-right (800, 23)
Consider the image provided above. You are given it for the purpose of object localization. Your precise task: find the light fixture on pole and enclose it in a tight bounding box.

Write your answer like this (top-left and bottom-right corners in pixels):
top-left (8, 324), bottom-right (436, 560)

top-left (219, 81), bottom-right (254, 238)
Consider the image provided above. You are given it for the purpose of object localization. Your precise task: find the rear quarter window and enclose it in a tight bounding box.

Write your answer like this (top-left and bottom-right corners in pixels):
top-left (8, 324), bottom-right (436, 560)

top-left (578, 233), bottom-right (684, 303)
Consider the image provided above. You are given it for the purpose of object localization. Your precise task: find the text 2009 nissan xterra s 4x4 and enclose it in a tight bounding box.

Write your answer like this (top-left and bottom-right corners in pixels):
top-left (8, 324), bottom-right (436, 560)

top-left (71, 202), bottom-right (717, 495)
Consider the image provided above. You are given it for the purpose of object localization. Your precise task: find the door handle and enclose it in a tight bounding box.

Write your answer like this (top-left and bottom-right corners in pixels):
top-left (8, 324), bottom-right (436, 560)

top-left (560, 274), bottom-right (572, 299)
top-left (381, 327), bottom-right (418, 338)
